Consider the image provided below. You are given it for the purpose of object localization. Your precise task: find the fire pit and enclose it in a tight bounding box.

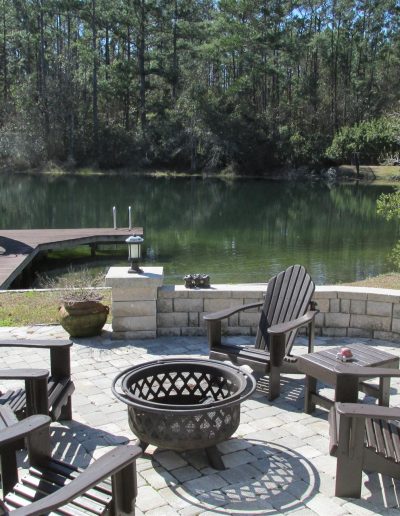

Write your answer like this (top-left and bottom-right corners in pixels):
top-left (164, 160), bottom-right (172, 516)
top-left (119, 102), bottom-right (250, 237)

top-left (112, 358), bottom-right (256, 469)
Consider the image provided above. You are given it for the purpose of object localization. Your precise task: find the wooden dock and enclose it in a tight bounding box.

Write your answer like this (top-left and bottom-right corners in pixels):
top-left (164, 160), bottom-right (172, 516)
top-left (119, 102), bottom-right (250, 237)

top-left (0, 227), bottom-right (143, 289)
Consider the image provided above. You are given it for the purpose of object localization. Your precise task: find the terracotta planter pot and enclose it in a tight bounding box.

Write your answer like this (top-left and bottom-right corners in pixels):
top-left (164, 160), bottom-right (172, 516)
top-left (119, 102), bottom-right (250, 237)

top-left (58, 300), bottom-right (109, 338)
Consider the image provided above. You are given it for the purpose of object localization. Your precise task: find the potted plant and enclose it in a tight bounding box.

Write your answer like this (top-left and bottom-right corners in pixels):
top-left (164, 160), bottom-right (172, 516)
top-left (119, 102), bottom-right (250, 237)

top-left (39, 268), bottom-right (110, 338)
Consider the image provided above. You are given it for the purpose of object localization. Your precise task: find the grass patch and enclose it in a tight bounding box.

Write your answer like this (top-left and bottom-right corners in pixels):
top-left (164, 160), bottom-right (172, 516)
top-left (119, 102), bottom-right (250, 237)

top-left (343, 273), bottom-right (400, 290)
top-left (0, 289), bottom-right (112, 326)
top-left (337, 165), bottom-right (400, 184)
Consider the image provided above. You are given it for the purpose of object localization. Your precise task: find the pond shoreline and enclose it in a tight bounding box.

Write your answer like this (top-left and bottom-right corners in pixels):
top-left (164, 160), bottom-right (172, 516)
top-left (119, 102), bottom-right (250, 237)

top-left (2, 163), bottom-right (399, 185)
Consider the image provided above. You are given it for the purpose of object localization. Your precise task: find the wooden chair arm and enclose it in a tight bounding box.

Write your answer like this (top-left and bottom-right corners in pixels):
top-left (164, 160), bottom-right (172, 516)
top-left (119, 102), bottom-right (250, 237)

top-left (333, 365), bottom-right (400, 378)
top-left (204, 302), bottom-right (263, 322)
top-left (0, 413), bottom-right (51, 497)
top-left (0, 339), bottom-right (72, 349)
top-left (0, 340), bottom-right (72, 388)
top-left (0, 341), bottom-right (75, 420)
top-left (0, 414), bottom-right (50, 447)
top-left (268, 310), bottom-right (318, 335)
top-left (0, 369), bottom-right (48, 380)
top-left (9, 445), bottom-right (142, 516)
top-left (336, 402), bottom-right (400, 421)
top-left (0, 370), bottom-right (50, 416)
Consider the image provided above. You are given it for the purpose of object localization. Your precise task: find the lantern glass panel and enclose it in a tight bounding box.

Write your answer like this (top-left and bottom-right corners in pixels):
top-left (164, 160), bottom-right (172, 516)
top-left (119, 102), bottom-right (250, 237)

top-left (129, 243), bottom-right (141, 260)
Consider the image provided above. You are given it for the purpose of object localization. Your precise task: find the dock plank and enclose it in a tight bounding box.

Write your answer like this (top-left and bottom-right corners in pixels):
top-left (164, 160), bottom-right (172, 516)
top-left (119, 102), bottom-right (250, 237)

top-left (0, 228), bottom-right (143, 289)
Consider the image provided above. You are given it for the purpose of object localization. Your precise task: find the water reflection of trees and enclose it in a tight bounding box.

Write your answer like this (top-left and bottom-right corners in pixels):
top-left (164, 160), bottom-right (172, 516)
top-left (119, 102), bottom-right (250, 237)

top-left (0, 174), bottom-right (397, 283)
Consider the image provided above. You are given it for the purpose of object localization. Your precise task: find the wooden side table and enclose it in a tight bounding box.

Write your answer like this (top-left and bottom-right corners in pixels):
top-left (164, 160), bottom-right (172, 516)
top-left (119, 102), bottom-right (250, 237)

top-left (297, 343), bottom-right (400, 413)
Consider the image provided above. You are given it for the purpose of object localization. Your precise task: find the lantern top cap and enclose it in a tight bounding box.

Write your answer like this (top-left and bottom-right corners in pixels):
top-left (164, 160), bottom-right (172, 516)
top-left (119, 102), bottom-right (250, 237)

top-left (126, 235), bottom-right (144, 244)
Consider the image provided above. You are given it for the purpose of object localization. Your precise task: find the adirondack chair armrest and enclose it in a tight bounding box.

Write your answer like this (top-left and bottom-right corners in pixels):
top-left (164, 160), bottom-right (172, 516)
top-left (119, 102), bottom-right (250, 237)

top-left (0, 414), bottom-right (51, 447)
top-left (0, 369), bottom-right (49, 416)
top-left (0, 369), bottom-right (49, 380)
top-left (267, 310), bottom-right (318, 335)
top-left (0, 339), bottom-right (73, 390)
top-left (0, 413), bottom-right (52, 497)
top-left (0, 368), bottom-right (50, 417)
top-left (336, 402), bottom-right (400, 421)
top-left (204, 301), bottom-right (263, 322)
top-left (328, 405), bottom-right (339, 455)
top-left (329, 403), bottom-right (371, 498)
top-left (9, 445), bottom-right (142, 516)
top-left (0, 339), bottom-right (72, 350)
top-left (205, 302), bottom-right (264, 349)
top-left (333, 365), bottom-right (400, 379)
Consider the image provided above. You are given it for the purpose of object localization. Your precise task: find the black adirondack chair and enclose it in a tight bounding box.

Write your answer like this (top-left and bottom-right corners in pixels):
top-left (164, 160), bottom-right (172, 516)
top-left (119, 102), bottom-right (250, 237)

top-left (204, 265), bottom-right (318, 400)
top-left (329, 365), bottom-right (400, 498)
top-left (0, 407), bottom-right (141, 515)
top-left (0, 339), bottom-right (75, 421)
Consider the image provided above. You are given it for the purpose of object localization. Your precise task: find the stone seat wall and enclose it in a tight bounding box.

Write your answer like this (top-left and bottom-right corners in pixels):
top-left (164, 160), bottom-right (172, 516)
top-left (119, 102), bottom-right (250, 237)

top-left (157, 284), bottom-right (400, 342)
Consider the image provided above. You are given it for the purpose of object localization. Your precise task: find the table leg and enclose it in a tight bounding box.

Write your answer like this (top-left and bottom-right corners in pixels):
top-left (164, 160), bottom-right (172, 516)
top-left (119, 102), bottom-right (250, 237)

top-left (304, 375), bottom-right (317, 414)
top-left (378, 360), bottom-right (399, 405)
top-left (378, 377), bottom-right (390, 406)
top-left (335, 375), bottom-right (359, 403)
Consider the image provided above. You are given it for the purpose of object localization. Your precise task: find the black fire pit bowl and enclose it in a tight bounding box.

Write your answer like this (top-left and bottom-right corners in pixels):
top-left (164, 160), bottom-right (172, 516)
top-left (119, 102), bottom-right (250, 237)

top-left (112, 358), bottom-right (256, 469)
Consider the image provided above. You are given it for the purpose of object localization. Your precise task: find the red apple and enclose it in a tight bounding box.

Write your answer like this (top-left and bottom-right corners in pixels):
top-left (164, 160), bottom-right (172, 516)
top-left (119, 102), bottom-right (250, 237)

top-left (340, 347), bottom-right (353, 358)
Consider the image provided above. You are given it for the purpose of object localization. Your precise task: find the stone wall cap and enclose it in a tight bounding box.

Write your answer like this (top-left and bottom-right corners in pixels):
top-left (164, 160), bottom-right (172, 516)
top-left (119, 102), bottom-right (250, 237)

top-left (105, 266), bottom-right (164, 287)
top-left (107, 265), bottom-right (164, 278)
top-left (316, 285), bottom-right (400, 297)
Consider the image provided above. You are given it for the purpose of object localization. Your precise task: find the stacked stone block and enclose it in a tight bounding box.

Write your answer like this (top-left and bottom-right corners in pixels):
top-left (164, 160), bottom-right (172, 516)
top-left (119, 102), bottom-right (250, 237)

top-left (104, 269), bottom-right (400, 341)
top-left (157, 284), bottom-right (400, 341)
top-left (106, 267), bottom-right (163, 339)
top-left (157, 285), bottom-right (265, 337)
top-left (314, 286), bottom-right (400, 341)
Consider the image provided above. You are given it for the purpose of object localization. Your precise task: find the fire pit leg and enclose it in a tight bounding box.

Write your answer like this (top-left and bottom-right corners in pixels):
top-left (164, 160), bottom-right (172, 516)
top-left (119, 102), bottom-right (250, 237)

top-left (138, 440), bottom-right (149, 452)
top-left (205, 446), bottom-right (225, 470)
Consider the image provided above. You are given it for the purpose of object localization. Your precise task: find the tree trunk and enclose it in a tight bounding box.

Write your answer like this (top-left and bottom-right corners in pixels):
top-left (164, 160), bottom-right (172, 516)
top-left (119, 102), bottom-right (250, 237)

top-left (1, 0), bottom-right (8, 112)
top-left (37, 0), bottom-right (49, 154)
top-left (66, 13), bottom-right (75, 162)
top-left (137, 0), bottom-right (147, 131)
top-left (171, 0), bottom-right (178, 101)
top-left (125, 23), bottom-right (131, 130)
top-left (92, 0), bottom-right (99, 159)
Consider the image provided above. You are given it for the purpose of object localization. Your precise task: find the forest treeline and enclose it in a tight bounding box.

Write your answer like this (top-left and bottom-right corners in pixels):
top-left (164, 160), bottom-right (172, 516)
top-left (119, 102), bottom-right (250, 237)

top-left (1, 0), bottom-right (399, 174)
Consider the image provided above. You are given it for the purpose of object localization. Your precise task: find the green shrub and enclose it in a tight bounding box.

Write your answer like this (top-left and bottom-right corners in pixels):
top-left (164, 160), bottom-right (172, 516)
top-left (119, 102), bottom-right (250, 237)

top-left (326, 117), bottom-right (400, 164)
top-left (389, 241), bottom-right (400, 269)
top-left (377, 190), bottom-right (400, 221)
top-left (377, 188), bottom-right (400, 269)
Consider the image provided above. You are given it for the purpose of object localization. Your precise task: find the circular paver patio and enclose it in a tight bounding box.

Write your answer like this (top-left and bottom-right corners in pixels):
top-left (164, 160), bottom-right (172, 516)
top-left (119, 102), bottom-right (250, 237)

top-left (0, 325), bottom-right (399, 515)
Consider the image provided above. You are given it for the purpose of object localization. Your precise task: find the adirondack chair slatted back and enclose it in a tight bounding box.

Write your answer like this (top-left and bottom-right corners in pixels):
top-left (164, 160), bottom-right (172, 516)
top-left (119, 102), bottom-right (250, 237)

top-left (255, 265), bottom-right (315, 355)
top-left (365, 418), bottom-right (400, 459)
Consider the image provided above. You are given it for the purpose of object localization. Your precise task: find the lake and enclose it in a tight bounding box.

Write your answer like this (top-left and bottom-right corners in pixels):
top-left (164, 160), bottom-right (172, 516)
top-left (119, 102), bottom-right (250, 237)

top-left (0, 173), bottom-right (398, 285)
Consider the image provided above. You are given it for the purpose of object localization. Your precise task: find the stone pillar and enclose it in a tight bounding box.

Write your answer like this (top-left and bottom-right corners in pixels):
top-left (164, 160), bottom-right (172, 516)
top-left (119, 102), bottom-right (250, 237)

top-left (105, 266), bottom-right (164, 339)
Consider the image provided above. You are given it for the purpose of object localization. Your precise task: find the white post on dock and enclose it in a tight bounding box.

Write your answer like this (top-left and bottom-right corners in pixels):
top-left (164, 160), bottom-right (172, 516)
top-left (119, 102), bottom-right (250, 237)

top-left (113, 206), bottom-right (117, 229)
top-left (128, 206), bottom-right (132, 230)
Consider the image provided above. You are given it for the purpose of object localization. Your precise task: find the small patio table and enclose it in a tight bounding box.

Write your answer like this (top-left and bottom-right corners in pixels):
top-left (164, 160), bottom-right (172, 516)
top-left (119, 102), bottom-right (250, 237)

top-left (297, 343), bottom-right (399, 413)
